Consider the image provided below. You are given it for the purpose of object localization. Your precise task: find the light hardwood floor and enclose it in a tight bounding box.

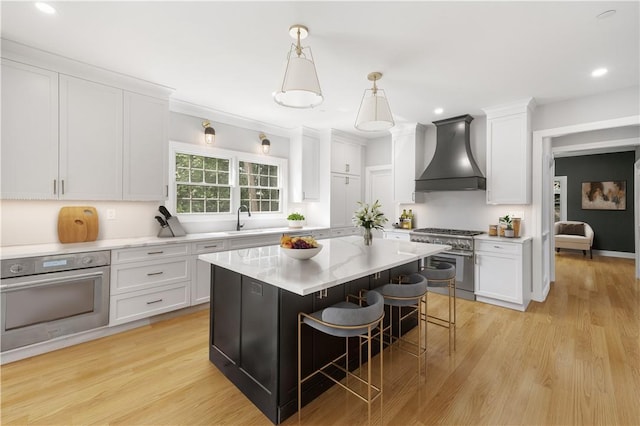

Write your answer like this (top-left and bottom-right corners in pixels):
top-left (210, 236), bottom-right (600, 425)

top-left (2, 254), bottom-right (639, 425)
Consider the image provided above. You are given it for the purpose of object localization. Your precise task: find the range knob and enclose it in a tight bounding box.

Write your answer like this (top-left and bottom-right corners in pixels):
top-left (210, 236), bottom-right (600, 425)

top-left (9, 263), bottom-right (24, 274)
top-left (81, 256), bottom-right (94, 265)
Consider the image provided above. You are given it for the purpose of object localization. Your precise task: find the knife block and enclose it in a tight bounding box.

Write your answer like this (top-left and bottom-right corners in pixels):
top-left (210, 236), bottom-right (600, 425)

top-left (157, 226), bottom-right (174, 238)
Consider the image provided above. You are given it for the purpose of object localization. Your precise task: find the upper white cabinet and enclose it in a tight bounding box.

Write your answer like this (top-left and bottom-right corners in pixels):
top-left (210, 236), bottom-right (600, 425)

top-left (483, 98), bottom-right (536, 204)
top-left (289, 127), bottom-right (322, 202)
top-left (1, 42), bottom-right (172, 201)
top-left (331, 137), bottom-right (362, 176)
top-left (123, 92), bottom-right (169, 200)
top-left (330, 174), bottom-right (361, 228)
top-left (390, 123), bottom-right (426, 203)
top-left (1, 59), bottom-right (59, 199)
top-left (59, 75), bottom-right (123, 200)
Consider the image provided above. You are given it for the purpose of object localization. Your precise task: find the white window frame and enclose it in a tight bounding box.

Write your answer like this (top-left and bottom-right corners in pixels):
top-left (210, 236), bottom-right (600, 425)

top-left (168, 141), bottom-right (288, 224)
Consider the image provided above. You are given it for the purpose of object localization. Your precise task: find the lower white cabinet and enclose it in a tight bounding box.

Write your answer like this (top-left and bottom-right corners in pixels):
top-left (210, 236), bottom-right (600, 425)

top-left (330, 174), bottom-right (361, 228)
top-left (383, 229), bottom-right (411, 241)
top-left (192, 239), bottom-right (228, 305)
top-left (474, 237), bottom-right (532, 311)
top-left (110, 243), bottom-right (191, 325)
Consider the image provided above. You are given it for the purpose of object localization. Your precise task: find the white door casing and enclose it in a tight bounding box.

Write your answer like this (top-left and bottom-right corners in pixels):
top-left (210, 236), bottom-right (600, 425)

top-left (532, 115), bottom-right (640, 302)
top-left (636, 159), bottom-right (640, 278)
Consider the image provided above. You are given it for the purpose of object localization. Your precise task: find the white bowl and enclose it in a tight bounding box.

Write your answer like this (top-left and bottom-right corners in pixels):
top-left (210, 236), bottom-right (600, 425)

top-left (280, 244), bottom-right (322, 260)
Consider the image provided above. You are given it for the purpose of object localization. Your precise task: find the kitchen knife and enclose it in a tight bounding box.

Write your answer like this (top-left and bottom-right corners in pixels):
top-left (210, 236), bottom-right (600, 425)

top-left (155, 216), bottom-right (168, 227)
top-left (158, 206), bottom-right (172, 220)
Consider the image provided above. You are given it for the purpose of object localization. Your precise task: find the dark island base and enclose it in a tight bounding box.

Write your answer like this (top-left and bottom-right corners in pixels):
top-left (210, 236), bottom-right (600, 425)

top-left (209, 261), bottom-right (420, 424)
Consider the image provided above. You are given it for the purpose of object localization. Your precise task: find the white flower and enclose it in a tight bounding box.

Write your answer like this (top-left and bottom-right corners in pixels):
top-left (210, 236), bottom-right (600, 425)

top-left (352, 200), bottom-right (388, 230)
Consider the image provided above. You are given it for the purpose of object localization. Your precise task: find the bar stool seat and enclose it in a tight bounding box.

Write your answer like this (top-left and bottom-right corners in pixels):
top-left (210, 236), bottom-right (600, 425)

top-left (298, 290), bottom-right (384, 422)
top-left (420, 262), bottom-right (456, 354)
top-left (376, 273), bottom-right (429, 375)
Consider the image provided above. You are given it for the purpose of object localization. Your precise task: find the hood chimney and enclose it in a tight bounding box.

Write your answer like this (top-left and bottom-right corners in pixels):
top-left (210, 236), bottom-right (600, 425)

top-left (415, 114), bottom-right (485, 191)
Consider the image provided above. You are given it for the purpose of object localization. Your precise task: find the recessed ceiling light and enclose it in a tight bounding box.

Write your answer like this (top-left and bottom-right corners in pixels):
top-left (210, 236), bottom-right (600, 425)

top-left (434, 108), bottom-right (444, 115)
top-left (35, 2), bottom-right (56, 15)
top-left (591, 68), bottom-right (608, 77)
top-left (596, 10), bottom-right (616, 19)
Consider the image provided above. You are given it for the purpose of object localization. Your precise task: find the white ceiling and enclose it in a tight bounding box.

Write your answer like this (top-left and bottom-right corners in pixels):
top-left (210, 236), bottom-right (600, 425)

top-left (2, 1), bottom-right (638, 136)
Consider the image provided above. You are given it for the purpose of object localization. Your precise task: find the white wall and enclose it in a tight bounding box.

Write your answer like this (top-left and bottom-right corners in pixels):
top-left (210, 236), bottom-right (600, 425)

top-left (533, 86), bottom-right (640, 131)
top-left (364, 136), bottom-right (392, 166)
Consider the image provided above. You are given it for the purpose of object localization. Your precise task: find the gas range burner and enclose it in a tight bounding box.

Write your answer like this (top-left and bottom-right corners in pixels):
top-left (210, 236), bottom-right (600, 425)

top-left (412, 228), bottom-right (484, 237)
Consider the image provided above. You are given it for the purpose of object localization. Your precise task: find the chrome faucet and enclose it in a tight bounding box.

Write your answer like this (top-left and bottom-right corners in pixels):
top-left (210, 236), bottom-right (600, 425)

top-left (237, 205), bottom-right (251, 231)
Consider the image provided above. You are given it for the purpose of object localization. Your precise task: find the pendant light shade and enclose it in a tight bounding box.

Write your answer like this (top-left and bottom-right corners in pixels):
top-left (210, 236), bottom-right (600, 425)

top-left (355, 72), bottom-right (394, 132)
top-left (274, 25), bottom-right (323, 109)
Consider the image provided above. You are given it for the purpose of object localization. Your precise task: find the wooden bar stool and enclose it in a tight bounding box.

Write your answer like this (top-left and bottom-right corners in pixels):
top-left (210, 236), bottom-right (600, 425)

top-left (298, 290), bottom-right (385, 422)
top-left (421, 263), bottom-right (456, 354)
top-left (375, 273), bottom-right (429, 376)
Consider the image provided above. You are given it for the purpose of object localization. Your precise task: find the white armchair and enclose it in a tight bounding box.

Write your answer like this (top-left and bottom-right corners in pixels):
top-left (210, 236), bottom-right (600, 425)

top-left (554, 221), bottom-right (594, 259)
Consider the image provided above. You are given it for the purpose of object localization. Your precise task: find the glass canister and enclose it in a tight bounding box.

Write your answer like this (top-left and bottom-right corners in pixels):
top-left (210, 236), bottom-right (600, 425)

top-left (512, 218), bottom-right (521, 238)
top-left (489, 224), bottom-right (498, 236)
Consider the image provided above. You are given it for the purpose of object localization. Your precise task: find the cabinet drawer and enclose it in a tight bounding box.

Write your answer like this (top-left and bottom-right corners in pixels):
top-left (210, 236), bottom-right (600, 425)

top-left (193, 239), bottom-right (228, 254)
top-left (109, 282), bottom-right (190, 325)
top-left (311, 229), bottom-right (331, 240)
top-left (331, 227), bottom-right (359, 237)
top-left (384, 231), bottom-right (411, 241)
top-left (228, 234), bottom-right (280, 249)
top-left (111, 257), bottom-right (190, 294)
top-left (112, 243), bottom-right (189, 263)
top-left (475, 240), bottom-right (521, 255)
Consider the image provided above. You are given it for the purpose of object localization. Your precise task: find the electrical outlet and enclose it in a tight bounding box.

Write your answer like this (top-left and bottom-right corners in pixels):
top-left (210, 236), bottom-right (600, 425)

top-left (106, 209), bottom-right (116, 220)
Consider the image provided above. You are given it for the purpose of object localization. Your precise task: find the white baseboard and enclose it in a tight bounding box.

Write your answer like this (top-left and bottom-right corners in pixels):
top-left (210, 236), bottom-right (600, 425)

top-left (593, 250), bottom-right (635, 259)
top-left (0, 304), bottom-right (209, 365)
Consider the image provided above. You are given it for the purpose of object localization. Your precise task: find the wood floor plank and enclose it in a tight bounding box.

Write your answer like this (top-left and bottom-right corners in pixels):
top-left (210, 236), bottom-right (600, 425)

top-left (2, 254), bottom-right (639, 425)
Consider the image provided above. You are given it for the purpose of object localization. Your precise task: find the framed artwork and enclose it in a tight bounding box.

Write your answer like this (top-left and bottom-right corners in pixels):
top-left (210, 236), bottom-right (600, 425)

top-left (581, 181), bottom-right (626, 210)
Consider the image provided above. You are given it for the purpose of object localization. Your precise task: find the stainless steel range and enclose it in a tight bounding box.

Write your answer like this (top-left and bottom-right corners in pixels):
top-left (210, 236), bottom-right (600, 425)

top-left (410, 228), bottom-right (484, 301)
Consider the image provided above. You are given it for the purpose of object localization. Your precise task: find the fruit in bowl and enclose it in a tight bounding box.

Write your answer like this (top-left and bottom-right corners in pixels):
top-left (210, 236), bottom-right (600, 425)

top-left (280, 235), bottom-right (322, 260)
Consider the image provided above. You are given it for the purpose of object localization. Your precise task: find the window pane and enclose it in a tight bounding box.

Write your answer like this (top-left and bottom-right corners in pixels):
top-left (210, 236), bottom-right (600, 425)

top-left (260, 176), bottom-right (269, 186)
top-left (269, 165), bottom-right (277, 176)
top-left (271, 200), bottom-right (279, 211)
top-left (219, 187), bottom-right (230, 199)
top-left (190, 169), bottom-right (203, 183)
top-left (206, 200), bottom-right (218, 213)
top-left (177, 199), bottom-right (190, 213)
top-left (177, 184), bottom-right (191, 199)
top-left (219, 159), bottom-right (229, 172)
top-left (260, 201), bottom-right (269, 211)
top-left (204, 157), bottom-right (217, 170)
top-left (192, 186), bottom-right (205, 199)
top-left (204, 171), bottom-right (217, 184)
top-left (219, 200), bottom-right (230, 212)
top-left (191, 155), bottom-right (203, 169)
top-left (176, 153), bottom-right (190, 167)
top-left (192, 200), bottom-right (205, 213)
top-left (237, 161), bottom-right (281, 213)
top-left (176, 168), bottom-right (189, 182)
top-left (219, 172), bottom-right (229, 185)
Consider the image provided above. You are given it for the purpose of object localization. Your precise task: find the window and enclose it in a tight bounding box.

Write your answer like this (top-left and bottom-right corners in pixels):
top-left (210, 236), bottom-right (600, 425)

top-left (169, 141), bottom-right (287, 220)
top-left (175, 153), bottom-right (231, 214)
top-left (239, 161), bottom-right (280, 212)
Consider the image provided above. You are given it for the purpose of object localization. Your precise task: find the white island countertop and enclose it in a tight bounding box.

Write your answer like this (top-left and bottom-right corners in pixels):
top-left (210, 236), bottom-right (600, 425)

top-left (198, 236), bottom-right (450, 296)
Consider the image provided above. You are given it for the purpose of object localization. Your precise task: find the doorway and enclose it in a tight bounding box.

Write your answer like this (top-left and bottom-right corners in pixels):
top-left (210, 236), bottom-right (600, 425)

top-left (365, 165), bottom-right (393, 238)
top-left (532, 116), bottom-right (640, 302)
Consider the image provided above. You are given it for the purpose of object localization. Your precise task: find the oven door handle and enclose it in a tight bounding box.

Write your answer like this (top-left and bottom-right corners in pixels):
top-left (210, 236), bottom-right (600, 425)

top-left (437, 251), bottom-right (474, 258)
top-left (0, 270), bottom-right (105, 292)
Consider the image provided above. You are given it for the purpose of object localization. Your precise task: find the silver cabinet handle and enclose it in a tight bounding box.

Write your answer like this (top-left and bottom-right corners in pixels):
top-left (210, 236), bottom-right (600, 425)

top-left (146, 271), bottom-right (164, 276)
top-left (147, 250), bottom-right (164, 255)
top-left (203, 245), bottom-right (219, 249)
top-left (61, 179), bottom-right (65, 195)
top-left (53, 179), bottom-right (57, 195)
top-left (146, 299), bottom-right (163, 305)
top-left (346, 163), bottom-right (350, 173)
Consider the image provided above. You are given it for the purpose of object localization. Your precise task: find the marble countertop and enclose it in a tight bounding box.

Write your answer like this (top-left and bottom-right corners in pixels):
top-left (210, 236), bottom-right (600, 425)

top-left (198, 236), bottom-right (450, 296)
top-left (475, 234), bottom-right (533, 243)
top-left (0, 226), bottom-right (328, 260)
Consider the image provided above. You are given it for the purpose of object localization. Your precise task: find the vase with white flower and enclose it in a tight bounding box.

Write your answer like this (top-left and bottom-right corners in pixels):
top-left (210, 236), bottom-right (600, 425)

top-left (352, 200), bottom-right (388, 245)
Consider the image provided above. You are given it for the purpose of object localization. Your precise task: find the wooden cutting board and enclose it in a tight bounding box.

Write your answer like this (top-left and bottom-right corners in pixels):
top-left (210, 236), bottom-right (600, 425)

top-left (58, 206), bottom-right (99, 243)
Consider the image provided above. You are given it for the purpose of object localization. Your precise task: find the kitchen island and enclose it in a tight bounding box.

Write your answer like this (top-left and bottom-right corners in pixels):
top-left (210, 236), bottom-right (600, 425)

top-left (198, 236), bottom-right (449, 424)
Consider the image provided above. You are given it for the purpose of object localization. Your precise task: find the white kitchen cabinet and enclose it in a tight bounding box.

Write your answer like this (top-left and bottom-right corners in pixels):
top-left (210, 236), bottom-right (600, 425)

top-left (123, 92), bottom-right (169, 201)
top-left (330, 174), bottom-right (362, 228)
top-left (390, 124), bottom-right (426, 203)
top-left (331, 138), bottom-right (362, 176)
top-left (1, 59), bottom-right (59, 199)
top-left (110, 243), bottom-right (191, 325)
top-left (483, 98), bottom-right (535, 204)
top-left (192, 239), bottom-right (228, 305)
top-left (59, 74), bottom-right (123, 200)
top-left (474, 237), bottom-right (532, 311)
top-left (289, 127), bottom-right (321, 202)
top-left (383, 229), bottom-right (411, 241)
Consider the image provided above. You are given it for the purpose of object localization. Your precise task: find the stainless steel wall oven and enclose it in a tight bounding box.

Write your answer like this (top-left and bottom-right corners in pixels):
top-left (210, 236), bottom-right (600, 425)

top-left (1, 251), bottom-right (110, 351)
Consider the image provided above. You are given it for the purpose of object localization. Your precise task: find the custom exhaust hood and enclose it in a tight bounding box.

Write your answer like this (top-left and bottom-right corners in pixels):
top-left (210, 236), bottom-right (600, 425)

top-left (415, 114), bottom-right (486, 192)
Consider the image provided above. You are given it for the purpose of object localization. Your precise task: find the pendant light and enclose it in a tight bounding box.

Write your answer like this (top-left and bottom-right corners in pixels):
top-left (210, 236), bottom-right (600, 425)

top-left (354, 72), bottom-right (394, 131)
top-left (273, 24), bottom-right (323, 109)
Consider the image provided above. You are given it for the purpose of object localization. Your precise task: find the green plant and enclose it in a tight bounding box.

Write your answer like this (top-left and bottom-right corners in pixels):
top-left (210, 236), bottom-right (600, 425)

top-left (500, 214), bottom-right (513, 230)
top-left (287, 212), bottom-right (305, 221)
